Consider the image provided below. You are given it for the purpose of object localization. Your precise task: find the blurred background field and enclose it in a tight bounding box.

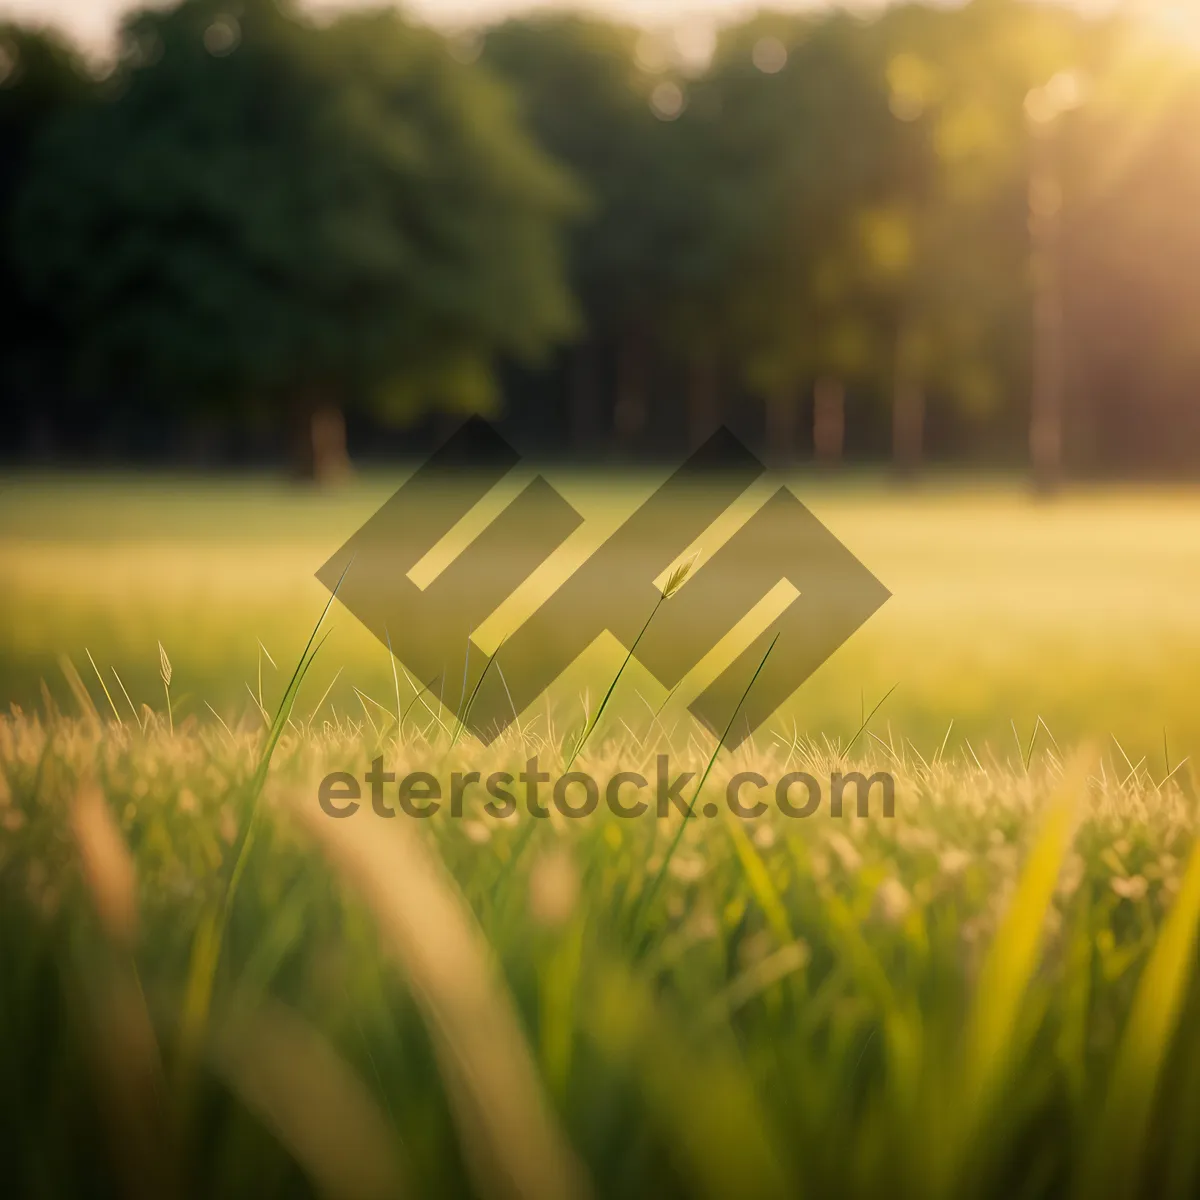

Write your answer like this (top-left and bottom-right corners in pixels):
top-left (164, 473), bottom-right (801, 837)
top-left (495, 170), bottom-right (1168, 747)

top-left (3, 469), bottom-right (1199, 765)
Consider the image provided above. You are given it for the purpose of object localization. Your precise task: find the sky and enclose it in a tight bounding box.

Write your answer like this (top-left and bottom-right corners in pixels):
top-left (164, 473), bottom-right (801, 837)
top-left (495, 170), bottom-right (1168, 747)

top-left (0, 0), bottom-right (900, 56)
top-left (0, 0), bottom-right (1135, 59)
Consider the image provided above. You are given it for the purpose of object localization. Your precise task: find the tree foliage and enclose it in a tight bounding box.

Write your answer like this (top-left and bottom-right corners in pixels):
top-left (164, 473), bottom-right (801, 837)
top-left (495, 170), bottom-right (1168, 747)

top-left (0, 23), bottom-right (91, 433)
top-left (15, 0), bottom-right (577, 432)
top-left (3, 0), bottom-right (1200, 475)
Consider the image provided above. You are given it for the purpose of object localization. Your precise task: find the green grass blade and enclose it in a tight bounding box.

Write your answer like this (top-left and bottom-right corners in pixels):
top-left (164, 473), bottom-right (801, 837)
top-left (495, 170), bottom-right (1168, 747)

top-left (1079, 829), bottom-right (1200, 1200)
top-left (565, 593), bottom-right (664, 772)
top-left (450, 636), bottom-right (504, 750)
top-left (952, 754), bottom-right (1087, 1188)
top-left (633, 631), bottom-right (780, 941)
top-left (175, 574), bottom-right (349, 1118)
top-left (85, 649), bottom-right (123, 727)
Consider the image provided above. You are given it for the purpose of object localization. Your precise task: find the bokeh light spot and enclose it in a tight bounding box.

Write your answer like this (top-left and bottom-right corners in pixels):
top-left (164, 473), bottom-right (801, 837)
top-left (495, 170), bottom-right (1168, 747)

top-left (204, 15), bottom-right (241, 58)
top-left (752, 37), bottom-right (787, 75)
top-left (650, 80), bottom-right (685, 121)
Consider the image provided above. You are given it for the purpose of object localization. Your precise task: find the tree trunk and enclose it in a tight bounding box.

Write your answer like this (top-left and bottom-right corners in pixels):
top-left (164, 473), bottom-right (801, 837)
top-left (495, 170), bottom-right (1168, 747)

top-left (687, 353), bottom-right (720, 448)
top-left (570, 340), bottom-right (601, 457)
top-left (892, 377), bottom-right (925, 478)
top-left (765, 382), bottom-right (799, 467)
top-left (614, 332), bottom-right (648, 451)
top-left (1029, 120), bottom-right (1066, 494)
top-left (179, 414), bottom-right (220, 467)
top-left (813, 376), bottom-right (845, 466)
top-left (28, 411), bottom-right (57, 463)
top-left (291, 391), bottom-right (350, 484)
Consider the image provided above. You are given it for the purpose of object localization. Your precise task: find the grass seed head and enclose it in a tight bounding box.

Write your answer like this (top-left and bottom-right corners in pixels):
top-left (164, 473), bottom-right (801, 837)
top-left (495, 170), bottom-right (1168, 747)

top-left (661, 552), bottom-right (699, 600)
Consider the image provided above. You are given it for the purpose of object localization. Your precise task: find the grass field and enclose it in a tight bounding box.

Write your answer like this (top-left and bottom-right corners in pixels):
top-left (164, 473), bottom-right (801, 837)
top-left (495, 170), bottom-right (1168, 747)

top-left (2, 472), bottom-right (1200, 1199)
top-left (3, 470), bottom-right (1200, 761)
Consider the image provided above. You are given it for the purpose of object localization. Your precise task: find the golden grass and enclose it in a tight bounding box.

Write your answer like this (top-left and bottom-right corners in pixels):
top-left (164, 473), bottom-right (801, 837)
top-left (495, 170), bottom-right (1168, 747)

top-left (4, 474), bottom-right (1200, 1196)
top-left (2, 473), bottom-right (1200, 765)
top-left (3, 700), bottom-right (1199, 1197)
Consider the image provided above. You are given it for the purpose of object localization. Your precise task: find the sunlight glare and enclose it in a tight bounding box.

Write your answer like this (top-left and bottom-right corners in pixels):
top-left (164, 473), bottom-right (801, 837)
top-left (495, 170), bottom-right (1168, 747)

top-left (1145, 1), bottom-right (1200, 54)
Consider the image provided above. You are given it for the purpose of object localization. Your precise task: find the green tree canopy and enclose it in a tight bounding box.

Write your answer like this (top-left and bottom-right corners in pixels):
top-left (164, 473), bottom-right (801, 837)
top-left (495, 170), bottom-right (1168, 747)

top-left (0, 23), bottom-right (92, 445)
top-left (15, 0), bottom-right (577, 466)
top-left (482, 15), bottom-right (676, 335)
top-left (481, 15), bottom-right (688, 446)
top-left (696, 12), bottom-right (897, 458)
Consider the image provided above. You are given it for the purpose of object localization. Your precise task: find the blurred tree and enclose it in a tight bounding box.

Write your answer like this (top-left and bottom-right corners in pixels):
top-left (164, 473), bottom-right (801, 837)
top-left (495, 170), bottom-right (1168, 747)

top-left (15, 0), bottom-right (577, 478)
top-left (482, 15), bottom-right (682, 451)
top-left (702, 12), bottom-right (895, 465)
top-left (1064, 11), bottom-right (1200, 475)
top-left (4, 0), bottom-right (1199, 477)
top-left (0, 24), bottom-right (91, 456)
top-left (653, 61), bottom-right (759, 450)
top-left (868, 1), bottom-right (1015, 476)
top-left (858, 0), bottom-right (1084, 478)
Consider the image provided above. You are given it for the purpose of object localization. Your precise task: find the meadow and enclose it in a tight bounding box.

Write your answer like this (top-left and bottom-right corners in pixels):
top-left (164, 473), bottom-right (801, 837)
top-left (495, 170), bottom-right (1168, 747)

top-left (2, 471), bottom-right (1200, 1199)
top-left (3, 469), bottom-right (1200, 761)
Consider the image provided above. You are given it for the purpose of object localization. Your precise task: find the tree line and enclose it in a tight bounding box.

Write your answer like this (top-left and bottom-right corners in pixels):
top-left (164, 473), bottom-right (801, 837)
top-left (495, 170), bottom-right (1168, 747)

top-left (2, 0), bottom-right (1198, 481)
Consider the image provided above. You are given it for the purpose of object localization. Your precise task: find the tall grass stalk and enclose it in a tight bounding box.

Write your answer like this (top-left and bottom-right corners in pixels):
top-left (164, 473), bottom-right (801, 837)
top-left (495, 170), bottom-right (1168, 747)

top-left (174, 565), bottom-right (349, 1109)
top-left (945, 752), bottom-right (1088, 1194)
top-left (1079, 829), bottom-right (1200, 1200)
top-left (158, 641), bottom-right (173, 735)
top-left (632, 630), bottom-right (780, 941)
top-left (565, 556), bottom-right (696, 773)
